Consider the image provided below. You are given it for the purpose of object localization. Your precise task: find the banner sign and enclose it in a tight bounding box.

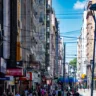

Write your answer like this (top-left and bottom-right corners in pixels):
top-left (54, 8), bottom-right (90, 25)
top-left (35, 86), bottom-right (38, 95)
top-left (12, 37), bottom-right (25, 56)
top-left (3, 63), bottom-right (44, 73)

top-left (6, 68), bottom-right (23, 76)
top-left (26, 72), bottom-right (32, 80)
top-left (0, 77), bottom-right (10, 80)
top-left (19, 72), bottom-right (32, 81)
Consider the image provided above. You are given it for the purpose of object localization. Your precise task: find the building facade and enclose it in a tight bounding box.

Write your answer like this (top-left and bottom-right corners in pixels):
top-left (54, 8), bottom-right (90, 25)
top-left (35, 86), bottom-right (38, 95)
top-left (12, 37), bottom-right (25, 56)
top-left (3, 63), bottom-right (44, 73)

top-left (86, 0), bottom-right (96, 89)
top-left (58, 37), bottom-right (64, 77)
top-left (77, 34), bottom-right (82, 79)
top-left (77, 0), bottom-right (96, 89)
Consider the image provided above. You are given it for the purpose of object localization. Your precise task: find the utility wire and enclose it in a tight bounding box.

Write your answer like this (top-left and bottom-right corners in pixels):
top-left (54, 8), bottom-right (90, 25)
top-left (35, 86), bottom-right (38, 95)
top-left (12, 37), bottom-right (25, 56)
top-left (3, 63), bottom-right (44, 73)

top-left (3, 12), bottom-right (83, 15)
top-left (2, 25), bottom-right (95, 41)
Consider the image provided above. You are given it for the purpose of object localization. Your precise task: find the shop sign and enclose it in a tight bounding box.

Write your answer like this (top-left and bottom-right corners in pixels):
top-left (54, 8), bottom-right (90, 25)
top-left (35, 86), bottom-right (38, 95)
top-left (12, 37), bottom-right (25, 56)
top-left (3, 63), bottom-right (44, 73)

top-left (19, 72), bottom-right (32, 81)
top-left (26, 72), bottom-right (32, 80)
top-left (6, 68), bottom-right (23, 76)
top-left (0, 58), bottom-right (6, 74)
top-left (0, 77), bottom-right (10, 80)
top-left (46, 79), bottom-right (52, 85)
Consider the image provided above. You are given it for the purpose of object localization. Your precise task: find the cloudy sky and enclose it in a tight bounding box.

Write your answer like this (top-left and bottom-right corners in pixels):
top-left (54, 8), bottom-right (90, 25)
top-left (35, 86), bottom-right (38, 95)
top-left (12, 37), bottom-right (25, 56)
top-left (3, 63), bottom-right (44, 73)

top-left (52, 0), bottom-right (87, 62)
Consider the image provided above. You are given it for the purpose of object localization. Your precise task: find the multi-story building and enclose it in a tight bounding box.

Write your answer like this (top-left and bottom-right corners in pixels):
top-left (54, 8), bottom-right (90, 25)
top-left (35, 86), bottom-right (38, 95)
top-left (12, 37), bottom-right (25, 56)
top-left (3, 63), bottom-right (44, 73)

top-left (45, 0), bottom-right (62, 79)
top-left (86, 0), bottom-right (96, 89)
top-left (45, 0), bottom-right (52, 72)
top-left (49, 10), bottom-right (56, 78)
top-left (77, 34), bottom-right (82, 79)
top-left (33, 0), bottom-right (46, 69)
top-left (58, 37), bottom-right (64, 77)
top-left (0, 0), bottom-right (61, 93)
top-left (77, 11), bottom-right (87, 79)
top-left (77, 0), bottom-right (96, 89)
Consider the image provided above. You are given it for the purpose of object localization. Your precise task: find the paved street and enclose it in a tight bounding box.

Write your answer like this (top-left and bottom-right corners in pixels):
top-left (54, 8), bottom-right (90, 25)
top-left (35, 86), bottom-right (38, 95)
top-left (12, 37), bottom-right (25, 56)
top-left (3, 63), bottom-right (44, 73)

top-left (78, 89), bottom-right (96, 96)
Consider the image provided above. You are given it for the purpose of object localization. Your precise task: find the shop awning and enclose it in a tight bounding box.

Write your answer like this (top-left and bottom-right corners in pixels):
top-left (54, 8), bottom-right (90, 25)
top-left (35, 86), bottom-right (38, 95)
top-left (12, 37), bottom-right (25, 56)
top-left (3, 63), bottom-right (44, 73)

top-left (19, 77), bottom-right (28, 81)
top-left (58, 77), bottom-right (78, 83)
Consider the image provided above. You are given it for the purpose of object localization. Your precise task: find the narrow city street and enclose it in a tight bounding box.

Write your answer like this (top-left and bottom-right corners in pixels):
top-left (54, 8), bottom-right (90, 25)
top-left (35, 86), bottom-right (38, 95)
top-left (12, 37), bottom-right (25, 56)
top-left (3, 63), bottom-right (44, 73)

top-left (78, 89), bottom-right (96, 96)
top-left (1, 0), bottom-right (96, 96)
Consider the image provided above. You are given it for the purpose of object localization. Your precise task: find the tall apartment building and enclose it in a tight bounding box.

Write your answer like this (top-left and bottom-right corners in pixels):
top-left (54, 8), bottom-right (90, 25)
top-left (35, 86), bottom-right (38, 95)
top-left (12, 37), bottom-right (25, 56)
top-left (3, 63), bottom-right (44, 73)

top-left (49, 10), bottom-right (56, 78)
top-left (58, 37), bottom-right (64, 77)
top-left (55, 18), bottom-right (60, 77)
top-left (77, 35), bottom-right (82, 79)
top-left (77, 11), bottom-right (87, 79)
top-left (86, 0), bottom-right (96, 89)
top-left (45, 0), bottom-right (61, 79)
top-left (49, 10), bottom-right (60, 78)
top-left (77, 0), bottom-right (96, 89)
top-left (45, 0), bottom-right (52, 71)
top-left (33, 0), bottom-right (46, 69)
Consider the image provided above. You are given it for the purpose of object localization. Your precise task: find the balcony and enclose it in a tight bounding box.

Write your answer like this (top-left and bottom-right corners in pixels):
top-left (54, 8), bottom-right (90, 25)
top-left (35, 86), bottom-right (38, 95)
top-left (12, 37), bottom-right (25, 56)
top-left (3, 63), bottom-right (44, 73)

top-left (46, 4), bottom-right (51, 12)
top-left (46, 15), bottom-right (50, 21)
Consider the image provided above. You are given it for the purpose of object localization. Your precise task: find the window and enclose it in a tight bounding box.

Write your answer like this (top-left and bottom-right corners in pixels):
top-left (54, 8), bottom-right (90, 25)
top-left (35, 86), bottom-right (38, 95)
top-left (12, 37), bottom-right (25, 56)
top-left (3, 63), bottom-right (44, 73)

top-left (48, 49), bottom-right (50, 54)
top-left (46, 32), bottom-right (50, 38)
top-left (47, 27), bottom-right (50, 32)
top-left (47, 15), bottom-right (50, 21)
top-left (47, 38), bottom-right (50, 43)
top-left (46, 43), bottom-right (50, 49)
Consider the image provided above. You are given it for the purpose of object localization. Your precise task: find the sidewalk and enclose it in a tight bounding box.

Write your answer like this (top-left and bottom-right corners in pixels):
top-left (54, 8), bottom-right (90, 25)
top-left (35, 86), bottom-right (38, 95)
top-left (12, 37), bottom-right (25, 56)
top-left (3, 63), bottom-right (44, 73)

top-left (78, 89), bottom-right (96, 96)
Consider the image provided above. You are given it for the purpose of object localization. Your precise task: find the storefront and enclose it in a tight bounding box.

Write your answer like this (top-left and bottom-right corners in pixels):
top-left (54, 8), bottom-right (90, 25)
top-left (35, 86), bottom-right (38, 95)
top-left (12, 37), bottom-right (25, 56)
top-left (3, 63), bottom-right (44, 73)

top-left (18, 72), bottom-right (32, 94)
top-left (0, 58), bottom-right (7, 95)
top-left (6, 68), bottom-right (24, 94)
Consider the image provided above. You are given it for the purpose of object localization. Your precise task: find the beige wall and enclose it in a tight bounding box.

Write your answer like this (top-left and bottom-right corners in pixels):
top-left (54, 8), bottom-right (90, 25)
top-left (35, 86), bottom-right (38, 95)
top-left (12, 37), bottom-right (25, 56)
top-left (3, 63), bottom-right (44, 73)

top-left (86, 14), bottom-right (94, 62)
top-left (92, 0), bottom-right (96, 4)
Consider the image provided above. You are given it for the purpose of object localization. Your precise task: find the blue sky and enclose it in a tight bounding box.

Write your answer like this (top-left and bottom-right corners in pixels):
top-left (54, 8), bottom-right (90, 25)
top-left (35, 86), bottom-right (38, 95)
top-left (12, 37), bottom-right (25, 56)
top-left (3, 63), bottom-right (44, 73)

top-left (52, 0), bottom-right (86, 62)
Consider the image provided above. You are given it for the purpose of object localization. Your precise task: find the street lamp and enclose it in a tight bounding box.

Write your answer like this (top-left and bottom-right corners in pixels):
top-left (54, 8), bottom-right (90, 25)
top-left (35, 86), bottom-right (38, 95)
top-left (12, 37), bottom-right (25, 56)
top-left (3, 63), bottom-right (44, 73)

top-left (90, 3), bottom-right (96, 96)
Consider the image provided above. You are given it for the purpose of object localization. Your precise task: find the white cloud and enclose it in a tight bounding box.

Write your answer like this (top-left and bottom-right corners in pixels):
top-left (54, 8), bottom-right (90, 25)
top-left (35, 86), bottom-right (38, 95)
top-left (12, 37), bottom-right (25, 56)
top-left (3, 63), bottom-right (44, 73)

top-left (73, 0), bottom-right (86, 10)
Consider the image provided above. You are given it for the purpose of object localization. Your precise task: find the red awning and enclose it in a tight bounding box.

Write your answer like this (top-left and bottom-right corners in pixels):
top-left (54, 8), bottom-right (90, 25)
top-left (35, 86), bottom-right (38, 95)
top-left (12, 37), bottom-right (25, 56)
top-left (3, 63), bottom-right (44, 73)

top-left (19, 72), bottom-right (32, 81)
top-left (19, 77), bottom-right (28, 81)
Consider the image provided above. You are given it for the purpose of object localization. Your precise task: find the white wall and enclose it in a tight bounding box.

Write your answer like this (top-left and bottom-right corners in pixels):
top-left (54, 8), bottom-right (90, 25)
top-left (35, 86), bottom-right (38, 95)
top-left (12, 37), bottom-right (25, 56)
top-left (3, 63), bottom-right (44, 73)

top-left (81, 11), bottom-right (87, 74)
top-left (3, 0), bottom-right (10, 59)
top-left (77, 11), bottom-right (87, 78)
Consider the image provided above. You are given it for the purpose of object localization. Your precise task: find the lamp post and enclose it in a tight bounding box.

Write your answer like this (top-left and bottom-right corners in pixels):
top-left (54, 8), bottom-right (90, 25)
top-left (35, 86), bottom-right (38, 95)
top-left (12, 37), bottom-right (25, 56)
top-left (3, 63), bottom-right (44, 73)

top-left (90, 3), bottom-right (96, 96)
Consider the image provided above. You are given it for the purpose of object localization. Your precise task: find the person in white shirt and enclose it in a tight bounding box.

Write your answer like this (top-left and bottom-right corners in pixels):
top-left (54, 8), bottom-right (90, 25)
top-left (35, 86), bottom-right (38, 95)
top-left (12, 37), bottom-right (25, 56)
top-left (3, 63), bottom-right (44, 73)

top-left (25, 89), bottom-right (29, 96)
top-left (15, 92), bottom-right (20, 96)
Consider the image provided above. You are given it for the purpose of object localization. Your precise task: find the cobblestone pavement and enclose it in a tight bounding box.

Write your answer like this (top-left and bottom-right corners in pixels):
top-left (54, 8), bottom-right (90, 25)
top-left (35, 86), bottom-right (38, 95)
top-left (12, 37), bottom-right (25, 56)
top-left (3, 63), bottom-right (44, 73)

top-left (78, 89), bottom-right (96, 96)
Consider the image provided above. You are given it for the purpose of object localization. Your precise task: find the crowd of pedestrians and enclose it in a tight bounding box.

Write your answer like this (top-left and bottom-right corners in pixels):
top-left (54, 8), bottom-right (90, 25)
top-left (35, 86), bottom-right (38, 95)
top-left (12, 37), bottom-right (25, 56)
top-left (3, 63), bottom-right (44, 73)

top-left (2, 84), bottom-right (80, 96)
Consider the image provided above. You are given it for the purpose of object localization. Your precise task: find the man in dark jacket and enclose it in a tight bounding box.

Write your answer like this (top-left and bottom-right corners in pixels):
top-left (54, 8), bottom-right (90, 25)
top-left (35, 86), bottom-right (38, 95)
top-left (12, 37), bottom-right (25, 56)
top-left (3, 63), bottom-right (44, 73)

top-left (73, 91), bottom-right (80, 96)
top-left (67, 91), bottom-right (71, 96)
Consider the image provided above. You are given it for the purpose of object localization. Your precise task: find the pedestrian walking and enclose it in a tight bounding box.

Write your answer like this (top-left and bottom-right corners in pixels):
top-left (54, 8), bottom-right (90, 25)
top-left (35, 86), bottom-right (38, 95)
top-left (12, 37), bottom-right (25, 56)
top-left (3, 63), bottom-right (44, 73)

top-left (66, 90), bottom-right (71, 96)
top-left (8, 92), bottom-right (12, 96)
top-left (58, 89), bottom-right (62, 96)
top-left (73, 91), bottom-right (80, 96)
top-left (25, 88), bottom-right (29, 96)
top-left (28, 91), bottom-right (32, 96)
top-left (37, 89), bottom-right (41, 96)
top-left (2, 92), bottom-right (7, 96)
top-left (52, 90), bottom-right (56, 96)
top-left (41, 89), bottom-right (45, 96)
top-left (33, 89), bottom-right (37, 96)
top-left (15, 93), bottom-right (20, 96)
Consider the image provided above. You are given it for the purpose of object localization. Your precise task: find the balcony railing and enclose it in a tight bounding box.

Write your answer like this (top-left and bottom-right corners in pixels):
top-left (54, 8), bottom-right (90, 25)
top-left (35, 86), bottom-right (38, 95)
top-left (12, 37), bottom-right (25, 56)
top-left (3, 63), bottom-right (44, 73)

top-left (46, 4), bottom-right (50, 10)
